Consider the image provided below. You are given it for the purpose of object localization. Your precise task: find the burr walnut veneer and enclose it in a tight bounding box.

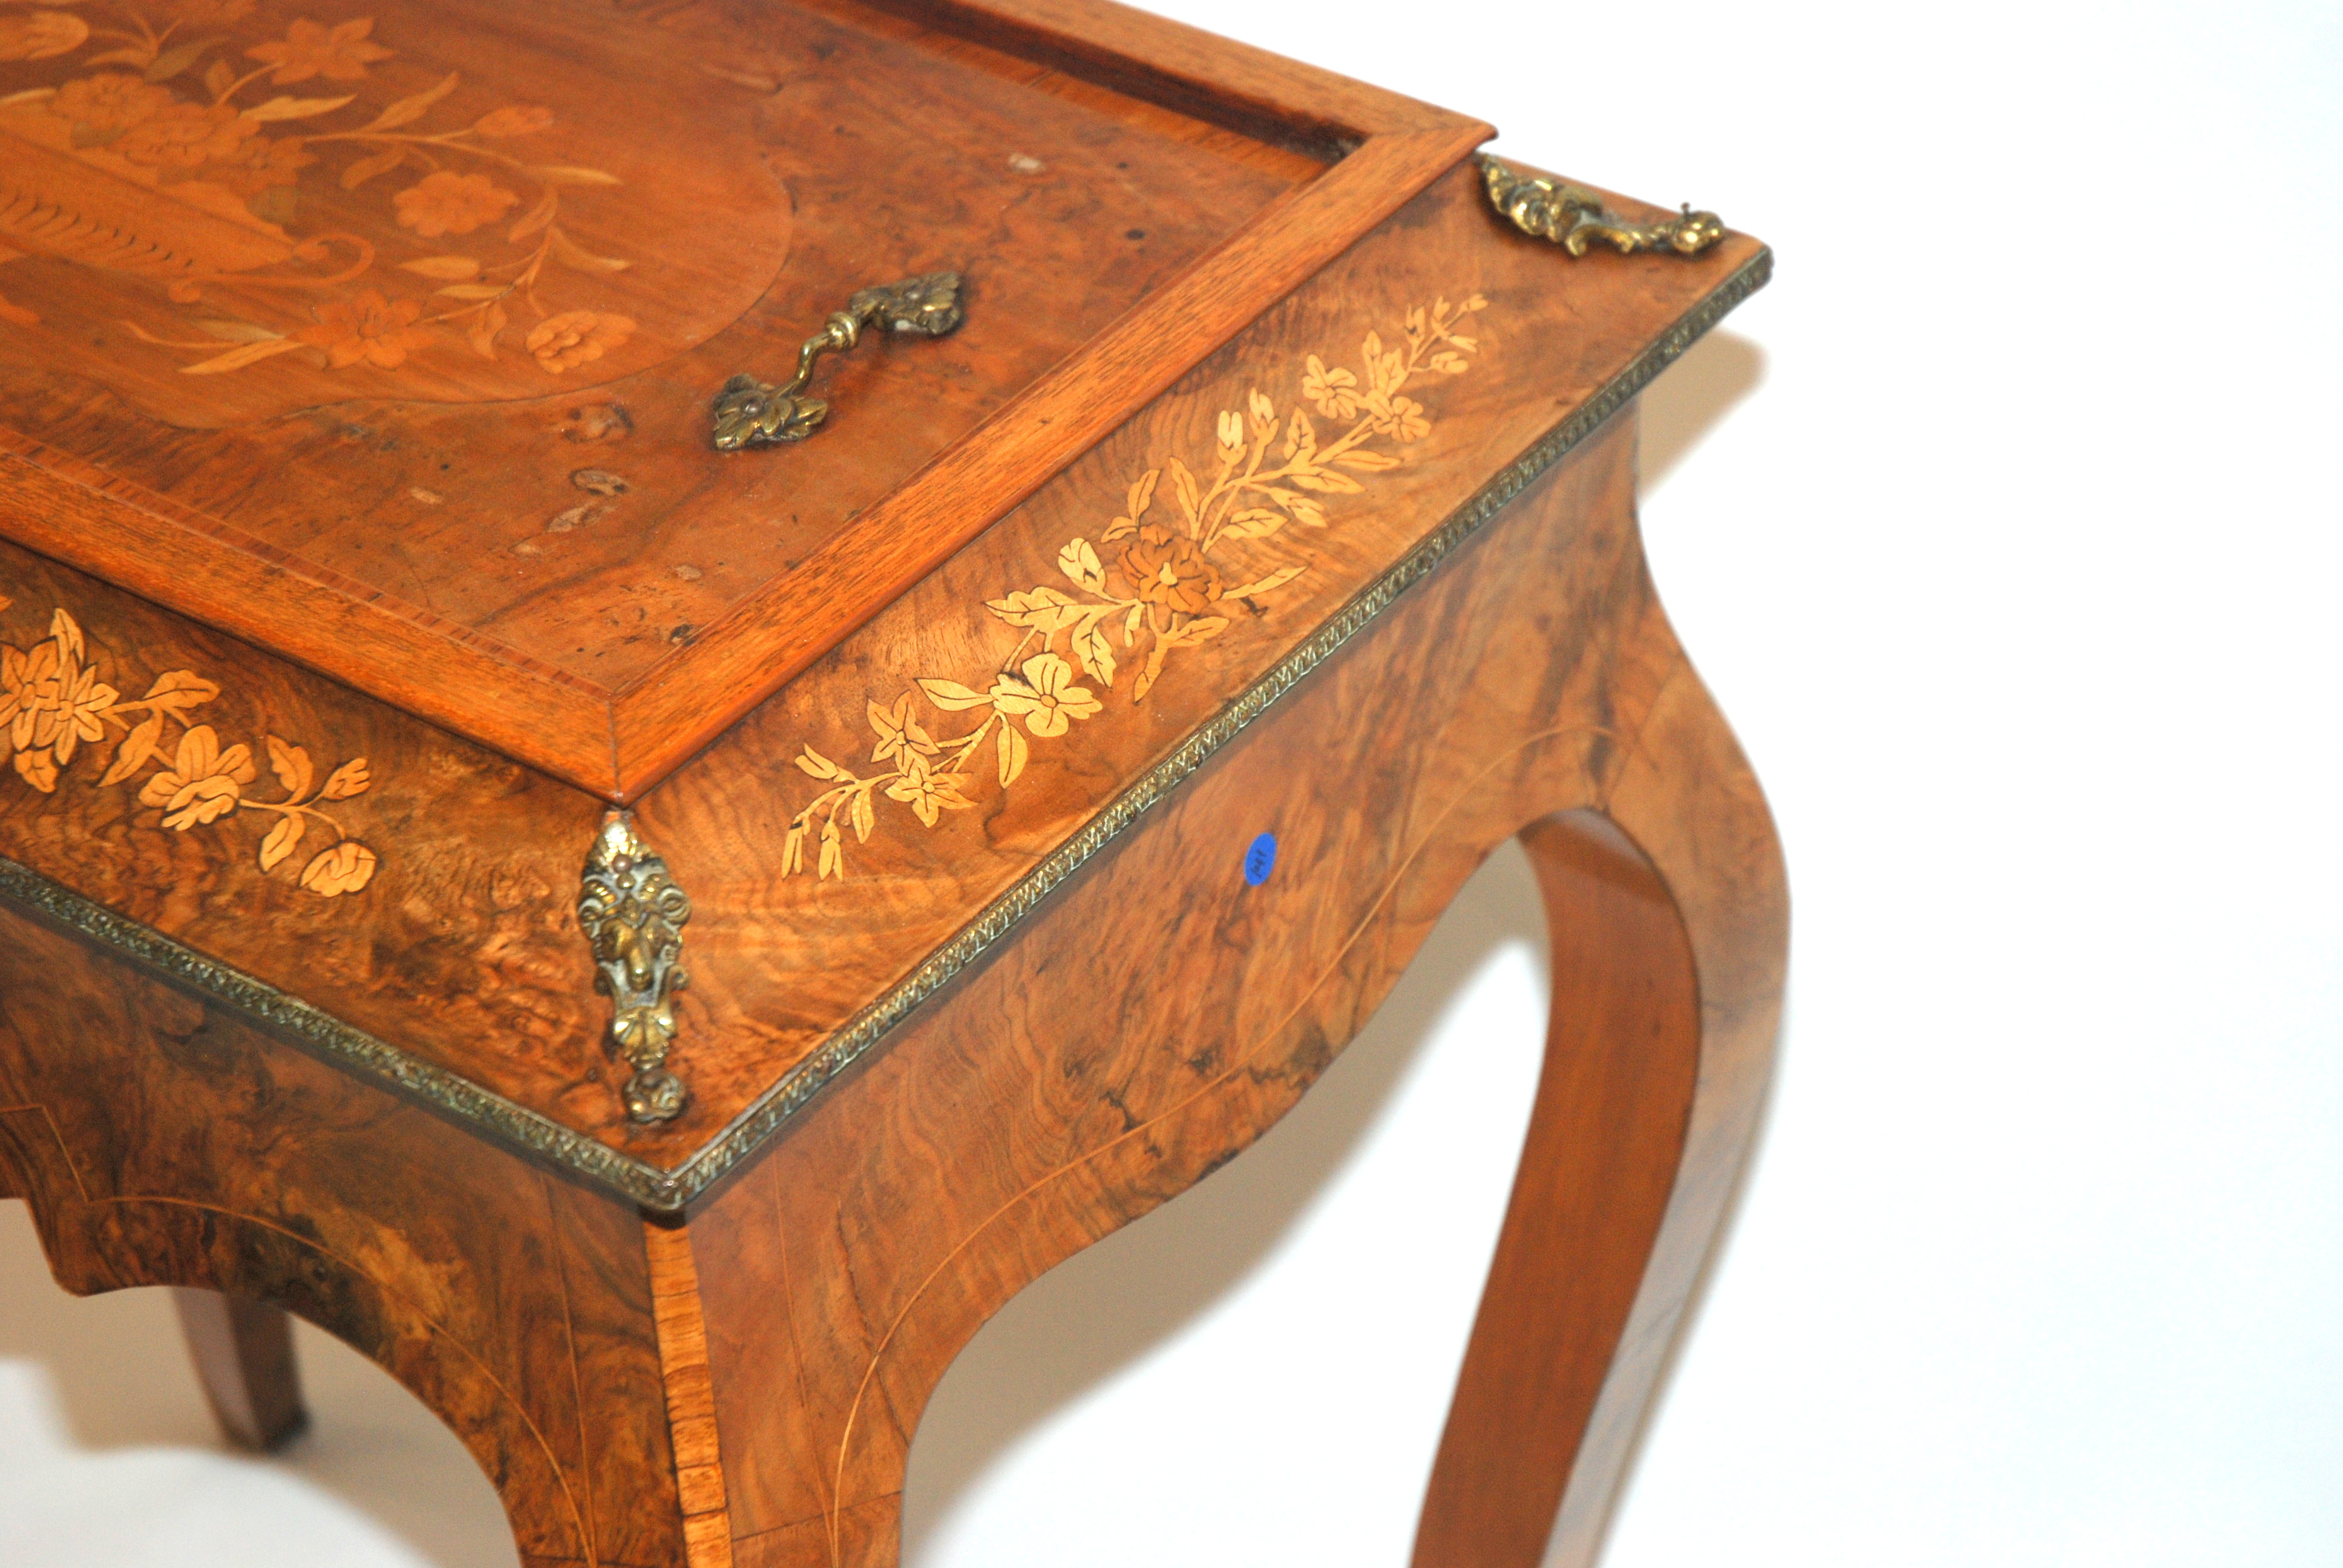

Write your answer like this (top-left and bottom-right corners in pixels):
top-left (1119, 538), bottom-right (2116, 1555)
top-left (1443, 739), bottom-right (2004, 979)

top-left (0, 0), bottom-right (1782, 1563)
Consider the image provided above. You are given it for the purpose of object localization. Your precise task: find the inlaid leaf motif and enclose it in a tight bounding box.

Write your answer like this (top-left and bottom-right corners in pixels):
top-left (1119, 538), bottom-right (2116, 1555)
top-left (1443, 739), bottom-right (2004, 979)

top-left (1222, 566), bottom-right (1306, 601)
top-left (267, 734), bottom-right (313, 799)
top-left (181, 339), bottom-right (307, 374)
top-left (141, 36), bottom-right (216, 83)
top-left (915, 679), bottom-right (991, 712)
top-left (1055, 540), bottom-right (1105, 593)
top-left (99, 711), bottom-right (164, 786)
top-left (300, 840), bottom-right (377, 897)
top-left (1166, 457), bottom-right (1202, 524)
top-left (260, 812), bottom-right (305, 871)
top-left (986, 586), bottom-right (1084, 636)
top-left (549, 230), bottom-right (629, 273)
top-left (361, 70), bottom-right (459, 132)
top-left (193, 320), bottom-right (285, 344)
top-left (779, 295), bottom-right (1490, 878)
top-left (1069, 608), bottom-right (1117, 689)
top-left (320, 757), bottom-right (371, 800)
top-left (243, 93), bottom-right (355, 122)
top-left (340, 145), bottom-right (406, 189)
top-left (531, 165), bottom-right (620, 186)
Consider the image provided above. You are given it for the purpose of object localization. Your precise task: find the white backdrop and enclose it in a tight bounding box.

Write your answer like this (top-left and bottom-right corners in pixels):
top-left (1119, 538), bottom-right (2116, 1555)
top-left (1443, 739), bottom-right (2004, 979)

top-left (4, 2), bottom-right (2338, 1563)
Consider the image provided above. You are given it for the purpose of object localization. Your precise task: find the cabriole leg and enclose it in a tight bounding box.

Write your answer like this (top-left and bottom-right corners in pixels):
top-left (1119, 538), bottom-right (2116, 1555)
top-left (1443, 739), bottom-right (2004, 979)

top-left (1412, 811), bottom-right (1704, 1568)
top-left (171, 1287), bottom-right (310, 1452)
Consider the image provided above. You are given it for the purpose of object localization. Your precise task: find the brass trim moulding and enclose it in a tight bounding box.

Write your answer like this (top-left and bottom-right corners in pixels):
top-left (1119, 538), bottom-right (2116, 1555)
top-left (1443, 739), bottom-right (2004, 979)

top-left (1478, 155), bottom-right (1724, 258)
top-left (0, 244), bottom-right (1769, 1214)
top-left (0, 848), bottom-right (685, 1209)
top-left (711, 272), bottom-right (966, 451)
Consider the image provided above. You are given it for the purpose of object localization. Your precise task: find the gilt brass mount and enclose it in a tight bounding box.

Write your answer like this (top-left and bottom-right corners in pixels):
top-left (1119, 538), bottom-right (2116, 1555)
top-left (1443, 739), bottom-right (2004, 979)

top-left (578, 812), bottom-right (693, 1124)
top-left (1478, 155), bottom-right (1723, 258)
top-left (711, 271), bottom-right (966, 451)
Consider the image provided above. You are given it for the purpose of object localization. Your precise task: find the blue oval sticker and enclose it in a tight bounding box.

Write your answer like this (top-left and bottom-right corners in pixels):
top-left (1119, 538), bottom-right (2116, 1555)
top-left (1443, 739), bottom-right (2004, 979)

top-left (1243, 832), bottom-right (1277, 887)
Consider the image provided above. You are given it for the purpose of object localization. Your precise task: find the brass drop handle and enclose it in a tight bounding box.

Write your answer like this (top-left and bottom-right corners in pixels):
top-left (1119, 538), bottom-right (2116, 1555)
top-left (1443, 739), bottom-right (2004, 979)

top-left (1477, 155), bottom-right (1724, 258)
top-left (710, 271), bottom-right (966, 451)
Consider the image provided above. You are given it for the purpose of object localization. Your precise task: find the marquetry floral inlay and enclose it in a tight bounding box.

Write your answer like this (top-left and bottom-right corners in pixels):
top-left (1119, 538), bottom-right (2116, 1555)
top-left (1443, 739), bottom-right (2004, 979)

top-left (782, 295), bottom-right (1489, 880)
top-left (0, 594), bottom-right (379, 895)
top-left (0, 1), bottom-right (631, 374)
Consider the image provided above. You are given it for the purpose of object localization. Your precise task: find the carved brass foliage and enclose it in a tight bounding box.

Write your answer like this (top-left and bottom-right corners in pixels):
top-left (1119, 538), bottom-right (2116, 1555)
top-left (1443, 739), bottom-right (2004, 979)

top-left (1478, 155), bottom-right (1723, 258)
top-left (0, 595), bottom-right (379, 895)
top-left (779, 294), bottom-right (1487, 880)
top-left (577, 812), bottom-right (692, 1124)
top-left (712, 271), bottom-right (965, 450)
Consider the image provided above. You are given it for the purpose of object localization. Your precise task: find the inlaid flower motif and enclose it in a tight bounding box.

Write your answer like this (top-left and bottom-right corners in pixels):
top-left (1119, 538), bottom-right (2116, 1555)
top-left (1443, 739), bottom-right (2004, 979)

top-left (297, 290), bottom-right (431, 370)
top-left (211, 136), bottom-right (316, 196)
top-left (778, 295), bottom-right (1486, 881)
top-left (526, 310), bottom-right (636, 373)
top-left (245, 16), bottom-right (392, 85)
top-left (1381, 394), bottom-right (1431, 443)
top-left (1301, 354), bottom-right (1361, 420)
top-left (471, 105), bottom-right (553, 138)
top-left (139, 725), bottom-right (258, 830)
top-left (986, 653), bottom-right (1101, 739)
top-left (0, 10), bottom-right (89, 62)
top-left (868, 694), bottom-right (940, 766)
top-left (2, 599), bottom-right (386, 895)
top-left (1118, 524), bottom-right (1222, 615)
top-left (298, 839), bottom-right (378, 896)
top-left (1, 639), bottom-right (57, 751)
top-left (50, 74), bottom-right (175, 133)
top-left (0, 645), bottom-right (60, 789)
top-left (114, 101), bottom-right (258, 169)
top-left (36, 656), bottom-right (116, 769)
top-left (881, 753), bottom-right (973, 828)
top-left (393, 170), bottom-right (517, 238)
top-left (1, 617), bottom-right (117, 792)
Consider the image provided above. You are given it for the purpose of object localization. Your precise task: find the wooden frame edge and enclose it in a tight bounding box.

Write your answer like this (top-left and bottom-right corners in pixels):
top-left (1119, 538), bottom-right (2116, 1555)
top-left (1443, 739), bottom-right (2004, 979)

top-left (0, 243), bottom-right (1770, 1210)
top-left (0, 437), bottom-right (623, 795)
top-left (0, 0), bottom-right (1486, 806)
top-left (606, 117), bottom-right (1487, 798)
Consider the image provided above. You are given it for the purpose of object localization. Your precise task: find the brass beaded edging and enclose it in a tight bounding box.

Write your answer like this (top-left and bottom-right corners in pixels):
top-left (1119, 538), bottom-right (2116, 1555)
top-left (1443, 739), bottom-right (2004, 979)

top-left (0, 848), bottom-right (680, 1203)
top-left (663, 242), bottom-right (1776, 1202)
top-left (0, 244), bottom-right (1770, 1214)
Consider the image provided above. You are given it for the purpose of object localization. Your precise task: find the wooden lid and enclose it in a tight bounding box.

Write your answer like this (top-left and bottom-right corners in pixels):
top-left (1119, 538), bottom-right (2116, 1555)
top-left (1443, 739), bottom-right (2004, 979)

top-left (0, 0), bottom-right (1484, 799)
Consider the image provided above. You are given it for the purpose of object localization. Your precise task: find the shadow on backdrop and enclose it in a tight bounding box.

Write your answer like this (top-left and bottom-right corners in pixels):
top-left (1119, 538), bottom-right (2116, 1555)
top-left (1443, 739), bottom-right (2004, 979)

top-left (902, 840), bottom-right (1548, 1560)
top-left (0, 1208), bottom-right (519, 1566)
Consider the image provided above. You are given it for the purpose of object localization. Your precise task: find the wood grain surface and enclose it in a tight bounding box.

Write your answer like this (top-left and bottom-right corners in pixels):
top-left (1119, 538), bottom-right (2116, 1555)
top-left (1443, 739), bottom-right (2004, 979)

top-left (628, 166), bottom-right (1765, 1165)
top-left (0, 158), bottom-right (1765, 1175)
top-left (0, 8), bottom-right (1783, 1563)
top-left (1, 402), bottom-right (1782, 1568)
top-left (0, 908), bottom-right (695, 1567)
top-left (0, 0), bottom-right (1493, 797)
top-left (680, 408), bottom-right (1788, 1566)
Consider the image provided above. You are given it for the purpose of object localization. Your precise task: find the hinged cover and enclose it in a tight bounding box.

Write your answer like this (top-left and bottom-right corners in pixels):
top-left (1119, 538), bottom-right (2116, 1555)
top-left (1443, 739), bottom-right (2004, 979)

top-left (0, 0), bottom-right (1486, 798)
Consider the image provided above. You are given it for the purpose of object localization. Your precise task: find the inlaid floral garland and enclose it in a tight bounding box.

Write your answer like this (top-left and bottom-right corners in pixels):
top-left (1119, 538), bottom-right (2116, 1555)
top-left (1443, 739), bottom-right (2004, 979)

top-left (0, 594), bottom-right (379, 895)
top-left (0, 2), bottom-right (632, 375)
top-left (782, 294), bottom-right (1489, 881)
